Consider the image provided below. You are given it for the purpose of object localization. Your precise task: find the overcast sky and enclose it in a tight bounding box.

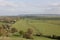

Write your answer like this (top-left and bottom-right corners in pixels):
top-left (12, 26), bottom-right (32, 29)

top-left (0, 0), bottom-right (60, 15)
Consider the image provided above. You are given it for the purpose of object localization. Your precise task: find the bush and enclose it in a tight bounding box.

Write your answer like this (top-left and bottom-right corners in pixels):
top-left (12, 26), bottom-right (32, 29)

top-left (11, 28), bottom-right (17, 33)
top-left (23, 28), bottom-right (33, 39)
top-left (0, 27), bottom-right (2, 36)
top-left (35, 32), bottom-right (42, 36)
top-left (12, 32), bottom-right (20, 37)
top-left (23, 32), bottom-right (33, 39)
top-left (27, 28), bottom-right (33, 34)
top-left (19, 30), bottom-right (24, 36)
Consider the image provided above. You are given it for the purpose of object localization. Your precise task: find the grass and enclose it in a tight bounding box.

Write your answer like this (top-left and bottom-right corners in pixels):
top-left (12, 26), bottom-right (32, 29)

top-left (11, 19), bottom-right (60, 40)
top-left (0, 37), bottom-right (54, 40)
top-left (28, 20), bottom-right (60, 36)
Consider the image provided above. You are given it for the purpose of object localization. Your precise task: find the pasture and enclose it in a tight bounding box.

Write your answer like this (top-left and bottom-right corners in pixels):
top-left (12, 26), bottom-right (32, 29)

top-left (11, 18), bottom-right (60, 40)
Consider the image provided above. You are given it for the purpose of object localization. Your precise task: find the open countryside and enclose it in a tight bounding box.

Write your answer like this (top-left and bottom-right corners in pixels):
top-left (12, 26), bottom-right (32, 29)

top-left (0, 16), bottom-right (60, 40)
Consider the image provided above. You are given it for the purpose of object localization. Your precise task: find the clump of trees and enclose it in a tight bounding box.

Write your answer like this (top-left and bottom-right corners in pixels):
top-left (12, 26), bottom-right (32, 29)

top-left (0, 24), bottom-right (17, 36)
top-left (0, 17), bottom-right (17, 24)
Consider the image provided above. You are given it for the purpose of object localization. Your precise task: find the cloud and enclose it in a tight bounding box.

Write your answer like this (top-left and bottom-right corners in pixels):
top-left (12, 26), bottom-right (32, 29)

top-left (43, 2), bottom-right (60, 14)
top-left (0, 0), bottom-right (18, 7)
top-left (0, 0), bottom-right (60, 15)
top-left (0, 0), bottom-right (43, 13)
top-left (51, 3), bottom-right (60, 6)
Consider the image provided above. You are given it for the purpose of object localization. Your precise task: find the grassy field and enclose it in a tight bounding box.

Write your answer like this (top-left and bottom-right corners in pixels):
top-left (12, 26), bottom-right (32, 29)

top-left (11, 19), bottom-right (60, 40)
top-left (0, 36), bottom-right (53, 40)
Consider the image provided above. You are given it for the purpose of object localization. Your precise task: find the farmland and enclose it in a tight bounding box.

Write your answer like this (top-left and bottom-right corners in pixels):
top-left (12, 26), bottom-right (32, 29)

top-left (0, 16), bottom-right (60, 40)
top-left (12, 18), bottom-right (60, 40)
top-left (12, 19), bottom-right (60, 36)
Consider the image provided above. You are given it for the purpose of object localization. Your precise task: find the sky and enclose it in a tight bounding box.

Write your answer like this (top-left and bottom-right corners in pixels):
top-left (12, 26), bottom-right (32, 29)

top-left (0, 0), bottom-right (60, 15)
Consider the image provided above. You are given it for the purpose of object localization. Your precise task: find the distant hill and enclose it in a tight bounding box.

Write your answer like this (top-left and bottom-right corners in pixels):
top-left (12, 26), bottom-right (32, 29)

top-left (18, 14), bottom-right (60, 17)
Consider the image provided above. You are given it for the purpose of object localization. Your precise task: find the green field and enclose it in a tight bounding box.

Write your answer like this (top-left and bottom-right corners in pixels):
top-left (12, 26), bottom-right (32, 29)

top-left (0, 37), bottom-right (53, 40)
top-left (11, 19), bottom-right (60, 40)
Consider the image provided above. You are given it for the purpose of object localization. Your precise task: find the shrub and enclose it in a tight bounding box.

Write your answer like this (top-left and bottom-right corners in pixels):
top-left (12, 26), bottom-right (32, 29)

top-left (12, 32), bottom-right (20, 37)
top-left (23, 28), bottom-right (33, 39)
top-left (35, 32), bottom-right (42, 36)
top-left (27, 28), bottom-right (33, 34)
top-left (0, 27), bottom-right (2, 36)
top-left (11, 28), bottom-right (17, 33)
top-left (19, 30), bottom-right (24, 36)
